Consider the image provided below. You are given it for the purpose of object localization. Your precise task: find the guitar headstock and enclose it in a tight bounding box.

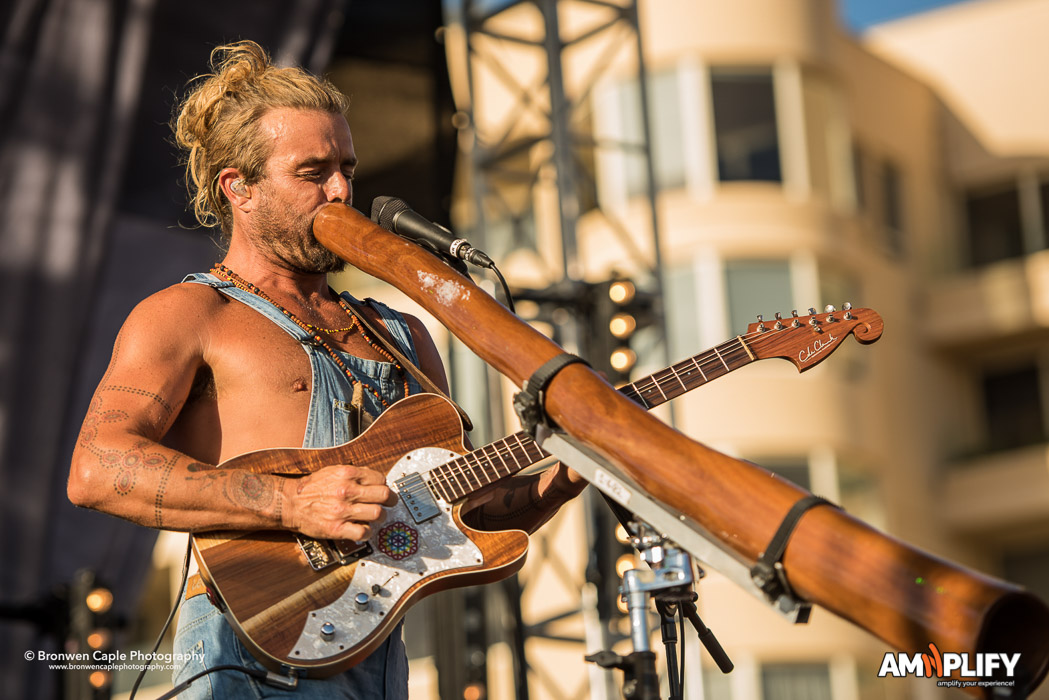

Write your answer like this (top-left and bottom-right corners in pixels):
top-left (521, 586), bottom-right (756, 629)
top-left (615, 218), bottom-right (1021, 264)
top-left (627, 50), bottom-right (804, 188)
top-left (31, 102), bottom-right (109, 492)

top-left (744, 304), bottom-right (883, 372)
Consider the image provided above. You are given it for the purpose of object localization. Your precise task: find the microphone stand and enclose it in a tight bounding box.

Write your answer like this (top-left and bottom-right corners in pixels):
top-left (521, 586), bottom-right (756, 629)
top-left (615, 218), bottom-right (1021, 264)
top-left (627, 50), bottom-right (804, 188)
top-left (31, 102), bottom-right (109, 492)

top-left (585, 521), bottom-right (734, 700)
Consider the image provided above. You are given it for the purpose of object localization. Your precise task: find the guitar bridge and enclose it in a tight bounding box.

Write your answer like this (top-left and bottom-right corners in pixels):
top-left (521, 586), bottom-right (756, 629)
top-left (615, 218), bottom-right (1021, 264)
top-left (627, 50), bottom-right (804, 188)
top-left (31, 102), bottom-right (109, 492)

top-left (296, 536), bottom-right (373, 571)
top-left (396, 472), bottom-right (442, 524)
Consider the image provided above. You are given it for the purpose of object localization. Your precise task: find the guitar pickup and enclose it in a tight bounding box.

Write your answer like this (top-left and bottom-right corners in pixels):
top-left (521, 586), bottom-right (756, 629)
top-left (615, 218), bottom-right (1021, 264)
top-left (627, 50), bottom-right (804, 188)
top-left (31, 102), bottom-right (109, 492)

top-left (396, 472), bottom-right (442, 524)
top-left (297, 536), bottom-right (373, 571)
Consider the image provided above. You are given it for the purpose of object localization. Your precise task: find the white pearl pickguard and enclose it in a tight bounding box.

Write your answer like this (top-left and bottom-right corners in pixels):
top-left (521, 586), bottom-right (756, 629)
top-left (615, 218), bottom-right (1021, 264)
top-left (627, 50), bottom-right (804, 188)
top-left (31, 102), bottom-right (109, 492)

top-left (289, 447), bottom-right (480, 660)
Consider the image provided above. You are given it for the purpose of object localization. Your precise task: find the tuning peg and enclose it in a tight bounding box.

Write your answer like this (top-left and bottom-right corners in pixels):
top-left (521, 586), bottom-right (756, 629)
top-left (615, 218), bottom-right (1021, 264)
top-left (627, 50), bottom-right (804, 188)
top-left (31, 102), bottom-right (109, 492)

top-left (808, 307), bottom-right (818, 316)
top-left (773, 312), bottom-right (784, 330)
top-left (843, 302), bottom-right (854, 320)
top-left (756, 314), bottom-right (767, 332)
top-left (791, 310), bottom-right (800, 328)
top-left (824, 304), bottom-right (837, 322)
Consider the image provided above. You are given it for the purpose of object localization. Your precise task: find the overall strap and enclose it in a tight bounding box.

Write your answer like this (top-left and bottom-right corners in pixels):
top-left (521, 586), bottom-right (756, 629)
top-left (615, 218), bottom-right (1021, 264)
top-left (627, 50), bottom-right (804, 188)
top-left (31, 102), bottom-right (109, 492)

top-left (342, 294), bottom-right (474, 432)
top-left (181, 272), bottom-right (313, 343)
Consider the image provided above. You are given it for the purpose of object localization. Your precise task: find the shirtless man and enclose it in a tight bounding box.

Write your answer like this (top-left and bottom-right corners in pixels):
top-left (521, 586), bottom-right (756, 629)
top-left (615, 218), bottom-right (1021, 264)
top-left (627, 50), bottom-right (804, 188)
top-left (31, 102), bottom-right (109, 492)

top-left (67, 40), bottom-right (585, 698)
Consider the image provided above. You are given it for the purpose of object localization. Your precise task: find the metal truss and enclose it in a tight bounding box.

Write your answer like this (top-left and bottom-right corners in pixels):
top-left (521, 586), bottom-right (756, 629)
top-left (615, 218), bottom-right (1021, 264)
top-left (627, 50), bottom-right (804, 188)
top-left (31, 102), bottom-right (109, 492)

top-left (440, 1), bottom-right (670, 698)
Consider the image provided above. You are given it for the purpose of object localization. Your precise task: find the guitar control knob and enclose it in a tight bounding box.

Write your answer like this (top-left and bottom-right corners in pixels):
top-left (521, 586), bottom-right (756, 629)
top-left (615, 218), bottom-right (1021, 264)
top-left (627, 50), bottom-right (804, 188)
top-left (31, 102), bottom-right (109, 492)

top-left (355, 592), bottom-right (370, 610)
top-left (321, 622), bottom-right (336, 641)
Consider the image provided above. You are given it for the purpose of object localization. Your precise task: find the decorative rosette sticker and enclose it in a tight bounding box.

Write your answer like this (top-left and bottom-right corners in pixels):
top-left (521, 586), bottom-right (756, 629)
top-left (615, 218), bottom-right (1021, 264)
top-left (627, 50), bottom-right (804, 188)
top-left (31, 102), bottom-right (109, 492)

top-left (377, 521), bottom-right (419, 560)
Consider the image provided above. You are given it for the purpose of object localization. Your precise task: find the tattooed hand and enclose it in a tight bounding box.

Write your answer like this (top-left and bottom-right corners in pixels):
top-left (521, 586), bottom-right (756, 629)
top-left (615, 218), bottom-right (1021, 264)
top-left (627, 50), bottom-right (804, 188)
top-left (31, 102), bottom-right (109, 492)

top-left (282, 465), bottom-right (398, 541)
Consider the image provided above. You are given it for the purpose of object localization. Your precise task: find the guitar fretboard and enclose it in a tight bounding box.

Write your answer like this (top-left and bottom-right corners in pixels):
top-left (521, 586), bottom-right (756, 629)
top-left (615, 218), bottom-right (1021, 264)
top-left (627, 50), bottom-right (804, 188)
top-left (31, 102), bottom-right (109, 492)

top-left (424, 335), bottom-right (755, 504)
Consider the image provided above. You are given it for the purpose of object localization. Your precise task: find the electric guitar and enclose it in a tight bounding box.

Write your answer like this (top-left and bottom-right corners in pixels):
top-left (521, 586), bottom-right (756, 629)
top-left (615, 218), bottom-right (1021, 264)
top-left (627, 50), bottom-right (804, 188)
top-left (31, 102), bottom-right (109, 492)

top-left (191, 305), bottom-right (883, 676)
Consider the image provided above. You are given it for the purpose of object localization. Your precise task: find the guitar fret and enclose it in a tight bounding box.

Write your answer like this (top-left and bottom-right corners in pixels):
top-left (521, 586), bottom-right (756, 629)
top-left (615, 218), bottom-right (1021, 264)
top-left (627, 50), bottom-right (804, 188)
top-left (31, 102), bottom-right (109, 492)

top-left (691, 356), bottom-right (709, 382)
top-left (475, 446), bottom-right (496, 483)
top-left (428, 470), bottom-right (454, 502)
top-left (666, 366), bottom-right (688, 395)
top-left (619, 384), bottom-right (642, 406)
top-left (445, 461), bottom-right (468, 498)
top-left (459, 454), bottom-right (481, 491)
top-left (712, 345), bottom-right (730, 372)
top-left (507, 435), bottom-right (529, 468)
top-left (460, 452), bottom-right (481, 490)
top-left (484, 440), bottom-right (510, 477)
top-left (650, 373), bottom-right (669, 402)
top-left (489, 441), bottom-right (514, 478)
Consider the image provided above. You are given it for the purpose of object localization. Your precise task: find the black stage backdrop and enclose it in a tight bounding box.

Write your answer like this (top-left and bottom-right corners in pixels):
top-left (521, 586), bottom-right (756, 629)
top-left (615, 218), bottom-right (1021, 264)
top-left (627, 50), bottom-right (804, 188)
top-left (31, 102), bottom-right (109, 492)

top-left (0, 1), bottom-right (454, 696)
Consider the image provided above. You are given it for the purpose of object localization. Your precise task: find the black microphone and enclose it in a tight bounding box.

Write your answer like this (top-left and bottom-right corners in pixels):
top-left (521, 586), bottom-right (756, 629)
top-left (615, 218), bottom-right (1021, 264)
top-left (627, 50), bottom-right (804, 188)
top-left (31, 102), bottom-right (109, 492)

top-left (371, 196), bottom-right (494, 269)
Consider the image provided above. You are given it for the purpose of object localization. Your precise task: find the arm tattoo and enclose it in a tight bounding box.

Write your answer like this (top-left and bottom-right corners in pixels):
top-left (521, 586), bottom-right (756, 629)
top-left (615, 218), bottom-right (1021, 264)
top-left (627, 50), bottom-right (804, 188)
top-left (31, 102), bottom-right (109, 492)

top-left (154, 462), bottom-right (173, 528)
top-left (224, 471), bottom-right (276, 513)
top-left (101, 385), bottom-right (177, 416)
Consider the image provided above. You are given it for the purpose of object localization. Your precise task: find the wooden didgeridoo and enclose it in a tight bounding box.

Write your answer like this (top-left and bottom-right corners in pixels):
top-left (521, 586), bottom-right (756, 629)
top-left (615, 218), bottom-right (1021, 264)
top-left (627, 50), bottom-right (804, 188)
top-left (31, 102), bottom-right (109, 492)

top-left (315, 204), bottom-right (1049, 696)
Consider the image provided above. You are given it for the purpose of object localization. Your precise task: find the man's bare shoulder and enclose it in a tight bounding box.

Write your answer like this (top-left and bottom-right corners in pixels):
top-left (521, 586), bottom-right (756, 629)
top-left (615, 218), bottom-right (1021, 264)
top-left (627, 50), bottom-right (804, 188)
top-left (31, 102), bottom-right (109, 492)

top-left (116, 281), bottom-right (232, 359)
top-left (128, 280), bottom-right (230, 325)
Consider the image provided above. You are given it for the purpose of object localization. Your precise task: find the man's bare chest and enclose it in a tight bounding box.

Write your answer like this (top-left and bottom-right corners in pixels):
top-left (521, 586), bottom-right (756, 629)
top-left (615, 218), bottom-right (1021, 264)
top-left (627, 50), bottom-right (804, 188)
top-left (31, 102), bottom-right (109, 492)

top-left (168, 301), bottom-right (392, 461)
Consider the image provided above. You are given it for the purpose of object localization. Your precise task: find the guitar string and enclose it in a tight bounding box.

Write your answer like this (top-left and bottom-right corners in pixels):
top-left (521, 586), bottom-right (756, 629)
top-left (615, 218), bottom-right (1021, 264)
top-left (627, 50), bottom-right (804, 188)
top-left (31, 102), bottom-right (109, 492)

top-left (430, 333), bottom-right (760, 500)
top-left (428, 331), bottom-right (767, 500)
top-left (428, 339), bottom-right (758, 501)
top-left (426, 316), bottom-right (855, 501)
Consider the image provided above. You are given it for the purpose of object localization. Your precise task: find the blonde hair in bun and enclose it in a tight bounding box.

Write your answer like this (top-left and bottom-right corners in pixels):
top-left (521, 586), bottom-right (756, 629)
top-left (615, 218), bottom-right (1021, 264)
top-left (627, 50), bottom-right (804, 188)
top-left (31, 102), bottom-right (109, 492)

top-left (173, 40), bottom-right (348, 237)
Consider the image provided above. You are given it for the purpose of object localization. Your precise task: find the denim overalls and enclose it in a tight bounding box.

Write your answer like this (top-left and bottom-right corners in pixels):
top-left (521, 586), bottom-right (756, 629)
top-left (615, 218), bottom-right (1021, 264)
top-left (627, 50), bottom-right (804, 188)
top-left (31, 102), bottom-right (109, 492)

top-left (171, 272), bottom-right (421, 699)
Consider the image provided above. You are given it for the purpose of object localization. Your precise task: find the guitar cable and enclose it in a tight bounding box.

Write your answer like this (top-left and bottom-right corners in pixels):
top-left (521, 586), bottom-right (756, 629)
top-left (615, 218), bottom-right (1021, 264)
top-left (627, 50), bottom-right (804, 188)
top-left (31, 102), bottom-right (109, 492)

top-left (128, 539), bottom-right (300, 699)
top-left (127, 539), bottom-right (190, 700)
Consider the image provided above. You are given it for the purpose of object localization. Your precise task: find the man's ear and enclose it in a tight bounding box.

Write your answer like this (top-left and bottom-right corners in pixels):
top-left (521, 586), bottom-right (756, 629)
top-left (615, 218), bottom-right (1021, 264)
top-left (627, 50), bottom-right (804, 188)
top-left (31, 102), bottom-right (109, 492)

top-left (218, 168), bottom-right (254, 211)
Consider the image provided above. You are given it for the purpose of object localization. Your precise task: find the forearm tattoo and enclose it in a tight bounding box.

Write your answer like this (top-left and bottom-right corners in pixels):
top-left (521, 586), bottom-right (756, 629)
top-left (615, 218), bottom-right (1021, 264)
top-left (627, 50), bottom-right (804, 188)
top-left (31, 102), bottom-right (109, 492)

top-left (185, 469), bottom-right (280, 521)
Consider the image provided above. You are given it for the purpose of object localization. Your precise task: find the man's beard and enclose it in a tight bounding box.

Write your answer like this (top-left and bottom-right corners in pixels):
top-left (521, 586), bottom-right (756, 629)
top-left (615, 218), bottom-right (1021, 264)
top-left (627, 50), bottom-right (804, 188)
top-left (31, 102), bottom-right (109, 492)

top-left (251, 198), bottom-right (346, 274)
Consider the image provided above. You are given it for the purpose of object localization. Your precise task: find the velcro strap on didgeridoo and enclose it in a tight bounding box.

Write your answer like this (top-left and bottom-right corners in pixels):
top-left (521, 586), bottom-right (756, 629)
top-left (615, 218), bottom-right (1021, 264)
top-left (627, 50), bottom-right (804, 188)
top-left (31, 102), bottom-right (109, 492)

top-left (513, 353), bottom-right (590, 437)
top-left (750, 494), bottom-right (840, 603)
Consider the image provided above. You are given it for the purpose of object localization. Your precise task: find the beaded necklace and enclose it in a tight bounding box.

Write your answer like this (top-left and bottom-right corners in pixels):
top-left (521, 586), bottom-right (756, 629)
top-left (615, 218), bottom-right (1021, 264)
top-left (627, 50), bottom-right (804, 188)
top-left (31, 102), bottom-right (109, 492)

top-left (210, 264), bottom-right (410, 407)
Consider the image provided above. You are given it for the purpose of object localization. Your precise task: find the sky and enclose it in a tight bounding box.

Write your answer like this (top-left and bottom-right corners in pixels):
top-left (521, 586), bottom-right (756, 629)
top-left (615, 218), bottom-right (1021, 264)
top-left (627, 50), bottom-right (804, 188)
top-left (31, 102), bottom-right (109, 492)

top-left (840, 0), bottom-right (973, 30)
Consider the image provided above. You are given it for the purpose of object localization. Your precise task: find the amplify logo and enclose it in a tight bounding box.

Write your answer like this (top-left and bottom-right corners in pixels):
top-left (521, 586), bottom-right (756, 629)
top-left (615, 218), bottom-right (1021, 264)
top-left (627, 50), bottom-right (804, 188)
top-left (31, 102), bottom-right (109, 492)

top-left (878, 643), bottom-right (1020, 689)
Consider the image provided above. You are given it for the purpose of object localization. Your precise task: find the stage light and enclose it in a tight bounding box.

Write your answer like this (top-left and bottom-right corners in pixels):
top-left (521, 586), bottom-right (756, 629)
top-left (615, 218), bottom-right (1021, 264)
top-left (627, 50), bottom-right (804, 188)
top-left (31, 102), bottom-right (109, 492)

top-left (86, 629), bottom-right (111, 650)
top-left (610, 347), bottom-right (637, 373)
top-left (614, 523), bottom-right (631, 544)
top-left (88, 670), bottom-right (111, 689)
top-left (85, 587), bottom-right (113, 614)
top-left (608, 279), bottom-right (635, 305)
top-left (615, 553), bottom-right (636, 577)
top-left (609, 312), bottom-right (637, 339)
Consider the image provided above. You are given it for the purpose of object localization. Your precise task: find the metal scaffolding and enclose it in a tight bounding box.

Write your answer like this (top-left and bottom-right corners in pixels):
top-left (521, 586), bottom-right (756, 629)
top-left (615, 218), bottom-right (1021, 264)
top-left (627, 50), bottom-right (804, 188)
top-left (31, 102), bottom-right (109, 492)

top-left (440, 1), bottom-right (671, 697)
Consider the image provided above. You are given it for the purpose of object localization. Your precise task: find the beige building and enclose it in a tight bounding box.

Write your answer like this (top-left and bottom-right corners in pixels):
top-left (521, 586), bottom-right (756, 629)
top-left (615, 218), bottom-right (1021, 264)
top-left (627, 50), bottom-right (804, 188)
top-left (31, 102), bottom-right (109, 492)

top-left (358, 0), bottom-right (1049, 698)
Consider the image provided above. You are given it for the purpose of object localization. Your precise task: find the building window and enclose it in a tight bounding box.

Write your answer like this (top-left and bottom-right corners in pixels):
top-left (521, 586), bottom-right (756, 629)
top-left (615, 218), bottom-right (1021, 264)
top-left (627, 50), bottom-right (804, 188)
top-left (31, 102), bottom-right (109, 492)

top-left (852, 143), bottom-right (866, 212)
top-left (608, 68), bottom-right (686, 197)
top-left (723, 259), bottom-right (793, 335)
top-left (982, 364), bottom-right (1045, 452)
top-left (664, 264), bottom-right (701, 363)
top-left (882, 161), bottom-right (904, 255)
top-left (762, 663), bottom-right (832, 700)
top-left (965, 185), bottom-right (1024, 267)
top-left (710, 68), bottom-right (781, 183)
